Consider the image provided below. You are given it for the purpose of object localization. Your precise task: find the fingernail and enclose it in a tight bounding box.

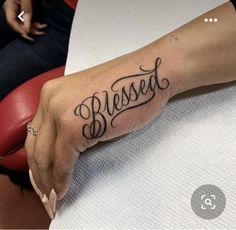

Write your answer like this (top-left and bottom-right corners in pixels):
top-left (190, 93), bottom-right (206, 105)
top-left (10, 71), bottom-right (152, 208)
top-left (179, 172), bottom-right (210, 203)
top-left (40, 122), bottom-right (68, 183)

top-left (28, 170), bottom-right (54, 219)
top-left (41, 194), bottom-right (54, 219)
top-left (41, 194), bottom-right (48, 204)
top-left (22, 34), bottom-right (34, 42)
top-left (49, 188), bottom-right (57, 213)
top-left (29, 169), bottom-right (42, 197)
top-left (34, 31), bottom-right (45, 36)
top-left (41, 23), bottom-right (48, 28)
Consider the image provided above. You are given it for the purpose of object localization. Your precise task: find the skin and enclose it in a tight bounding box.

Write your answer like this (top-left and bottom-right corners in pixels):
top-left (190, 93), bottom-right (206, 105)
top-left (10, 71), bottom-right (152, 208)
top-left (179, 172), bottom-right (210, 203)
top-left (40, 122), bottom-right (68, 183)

top-left (25, 2), bottom-right (236, 218)
top-left (3, 0), bottom-right (47, 41)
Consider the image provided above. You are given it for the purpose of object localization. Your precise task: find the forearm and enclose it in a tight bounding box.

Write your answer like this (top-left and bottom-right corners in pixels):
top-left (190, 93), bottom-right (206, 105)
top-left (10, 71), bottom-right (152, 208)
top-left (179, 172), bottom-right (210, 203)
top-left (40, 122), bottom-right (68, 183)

top-left (162, 1), bottom-right (236, 96)
top-left (83, 2), bottom-right (236, 96)
top-left (129, 2), bottom-right (236, 96)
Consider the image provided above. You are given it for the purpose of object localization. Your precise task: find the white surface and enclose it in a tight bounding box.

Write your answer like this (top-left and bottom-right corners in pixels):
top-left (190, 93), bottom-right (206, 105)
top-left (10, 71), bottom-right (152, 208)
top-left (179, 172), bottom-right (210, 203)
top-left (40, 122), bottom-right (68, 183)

top-left (51, 0), bottom-right (236, 229)
top-left (65, 0), bottom-right (228, 75)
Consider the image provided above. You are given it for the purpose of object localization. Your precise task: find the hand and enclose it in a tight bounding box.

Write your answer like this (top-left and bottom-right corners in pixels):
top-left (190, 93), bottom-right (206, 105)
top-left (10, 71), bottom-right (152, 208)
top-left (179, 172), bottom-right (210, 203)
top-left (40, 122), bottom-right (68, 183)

top-left (3, 0), bottom-right (47, 41)
top-left (25, 72), bottom-right (103, 219)
top-left (25, 55), bottom-right (171, 218)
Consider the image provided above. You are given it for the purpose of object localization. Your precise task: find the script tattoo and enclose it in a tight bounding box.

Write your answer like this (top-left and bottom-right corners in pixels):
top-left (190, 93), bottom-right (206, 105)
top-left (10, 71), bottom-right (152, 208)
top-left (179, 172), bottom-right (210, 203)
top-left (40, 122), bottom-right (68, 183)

top-left (74, 57), bottom-right (169, 139)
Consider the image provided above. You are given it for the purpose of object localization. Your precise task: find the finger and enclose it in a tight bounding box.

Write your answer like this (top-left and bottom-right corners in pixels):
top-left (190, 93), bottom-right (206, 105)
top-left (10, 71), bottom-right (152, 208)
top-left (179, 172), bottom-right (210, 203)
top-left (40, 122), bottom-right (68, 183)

top-left (10, 20), bottom-right (27, 34)
top-left (25, 99), bottom-right (45, 193)
top-left (32, 22), bottom-right (48, 29)
top-left (26, 135), bottom-right (44, 196)
top-left (31, 29), bottom-right (45, 36)
top-left (28, 169), bottom-right (54, 219)
top-left (53, 133), bottom-right (79, 200)
top-left (49, 188), bottom-right (57, 213)
top-left (4, 2), bottom-right (27, 35)
top-left (21, 0), bottom-right (32, 33)
top-left (26, 117), bottom-right (55, 219)
top-left (22, 33), bottom-right (34, 42)
top-left (33, 119), bottom-right (57, 197)
top-left (30, 22), bottom-right (47, 35)
top-left (29, 169), bottom-right (42, 196)
top-left (25, 121), bottom-right (43, 170)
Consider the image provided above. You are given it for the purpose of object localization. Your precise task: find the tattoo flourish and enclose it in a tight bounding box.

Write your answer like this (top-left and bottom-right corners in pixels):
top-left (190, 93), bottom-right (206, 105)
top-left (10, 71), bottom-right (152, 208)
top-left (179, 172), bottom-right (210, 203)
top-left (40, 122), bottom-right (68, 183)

top-left (74, 57), bottom-right (169, 139)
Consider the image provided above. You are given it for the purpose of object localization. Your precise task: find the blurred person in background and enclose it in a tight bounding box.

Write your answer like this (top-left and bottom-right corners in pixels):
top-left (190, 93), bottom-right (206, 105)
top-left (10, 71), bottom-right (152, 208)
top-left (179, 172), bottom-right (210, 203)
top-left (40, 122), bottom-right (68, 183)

top-left (0, 0), bottom-right (77, 99)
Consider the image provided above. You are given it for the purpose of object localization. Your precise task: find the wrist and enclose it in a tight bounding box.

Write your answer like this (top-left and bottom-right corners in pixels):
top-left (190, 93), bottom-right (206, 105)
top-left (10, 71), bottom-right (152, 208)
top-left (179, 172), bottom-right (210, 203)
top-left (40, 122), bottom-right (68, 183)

top-left (156, 2), bottom-right (236, 98)
top-left (145, 37), bottom-right (198, 98)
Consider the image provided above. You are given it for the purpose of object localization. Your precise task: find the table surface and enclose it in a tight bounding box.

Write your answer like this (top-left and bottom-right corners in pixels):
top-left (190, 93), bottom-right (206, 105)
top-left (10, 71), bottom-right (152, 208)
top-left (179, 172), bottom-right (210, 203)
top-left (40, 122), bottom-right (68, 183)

top-left (51, 0), bottom-right (236, 228)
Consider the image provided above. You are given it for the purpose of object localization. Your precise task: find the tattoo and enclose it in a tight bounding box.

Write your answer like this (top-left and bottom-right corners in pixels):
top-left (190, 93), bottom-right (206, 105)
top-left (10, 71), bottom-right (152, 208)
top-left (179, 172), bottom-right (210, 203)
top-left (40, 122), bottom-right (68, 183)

top-left (74, 57), bottom-right (170, 140)
top-left (168, 34), bottom-right (178, 42)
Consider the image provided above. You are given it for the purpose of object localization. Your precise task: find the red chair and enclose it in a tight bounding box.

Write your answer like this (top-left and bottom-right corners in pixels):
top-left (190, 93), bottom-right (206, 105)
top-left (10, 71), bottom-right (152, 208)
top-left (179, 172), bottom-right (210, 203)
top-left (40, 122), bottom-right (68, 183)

top-left (0, 66), bottom-right (65, 172)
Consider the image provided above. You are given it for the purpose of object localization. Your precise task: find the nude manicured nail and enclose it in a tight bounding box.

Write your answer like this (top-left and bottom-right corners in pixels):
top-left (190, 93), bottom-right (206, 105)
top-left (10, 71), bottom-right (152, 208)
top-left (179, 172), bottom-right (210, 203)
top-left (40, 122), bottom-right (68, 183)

top-left (49, 188), bottom-right (57, 213)
top-left (41, 194), bottom-right (54, 219)
top-left (29, 169), bottom-right (42, 196)
top-left (41, 194), bottom-right (48, 204)
top-left (28, 170), bottom-right (54, 219)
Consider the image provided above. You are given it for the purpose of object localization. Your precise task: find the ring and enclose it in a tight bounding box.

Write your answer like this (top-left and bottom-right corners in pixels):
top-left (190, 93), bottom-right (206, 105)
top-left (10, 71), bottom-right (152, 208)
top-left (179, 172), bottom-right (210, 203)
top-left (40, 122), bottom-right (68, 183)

top-left (27, 123), bottom-right (38, 136)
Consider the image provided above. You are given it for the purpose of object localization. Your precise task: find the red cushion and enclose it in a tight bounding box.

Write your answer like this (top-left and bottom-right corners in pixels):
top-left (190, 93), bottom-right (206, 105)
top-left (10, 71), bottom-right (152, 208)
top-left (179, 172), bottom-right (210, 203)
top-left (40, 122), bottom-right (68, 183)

top-left (0, 148), bottom-right (28, 172)
top-left (0, 66), bottom-right (65, 171)
top-left (64, 0), bottom-right (78, 10)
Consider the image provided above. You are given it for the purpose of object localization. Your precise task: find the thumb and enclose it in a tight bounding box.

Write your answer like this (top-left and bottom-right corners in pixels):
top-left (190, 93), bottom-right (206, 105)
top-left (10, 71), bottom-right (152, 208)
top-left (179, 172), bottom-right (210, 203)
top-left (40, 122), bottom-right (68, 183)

top-left (21, 0), bottom-right (32, 33)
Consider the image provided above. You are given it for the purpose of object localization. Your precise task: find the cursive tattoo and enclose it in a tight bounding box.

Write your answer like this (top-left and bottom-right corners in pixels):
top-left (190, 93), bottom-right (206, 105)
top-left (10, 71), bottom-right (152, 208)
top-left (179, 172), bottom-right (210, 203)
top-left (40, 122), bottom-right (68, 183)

top-left (74, 57), bottom-right (170, 139)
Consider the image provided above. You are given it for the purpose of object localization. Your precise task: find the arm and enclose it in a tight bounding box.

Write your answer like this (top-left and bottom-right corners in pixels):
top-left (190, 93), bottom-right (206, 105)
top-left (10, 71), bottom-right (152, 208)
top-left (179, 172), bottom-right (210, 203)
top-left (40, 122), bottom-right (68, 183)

top-left (25, 1), bottom-right (236, 217)
top-left (3, 0), bottom-right (47, 41)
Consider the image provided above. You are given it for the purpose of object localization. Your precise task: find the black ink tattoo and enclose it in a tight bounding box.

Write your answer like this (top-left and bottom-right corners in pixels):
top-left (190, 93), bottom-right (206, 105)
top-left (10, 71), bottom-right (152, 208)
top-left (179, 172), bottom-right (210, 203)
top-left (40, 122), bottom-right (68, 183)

top-left (74, 57), bottom-right (170, 140)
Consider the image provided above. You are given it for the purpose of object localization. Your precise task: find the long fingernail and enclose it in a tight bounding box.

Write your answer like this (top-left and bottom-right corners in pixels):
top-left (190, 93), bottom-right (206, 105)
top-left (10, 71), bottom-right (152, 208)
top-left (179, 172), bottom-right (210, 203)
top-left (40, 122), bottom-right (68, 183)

top-left (22, 34), bottom-right (34, 42)
top-left (49, 188), bottom-right (57, 213)
top-left (29, 169), bottom-right (42, 196)
top-left (40, 23), bottom-right (48, 28)
top-left (41, 194), bottom-right (54, 219)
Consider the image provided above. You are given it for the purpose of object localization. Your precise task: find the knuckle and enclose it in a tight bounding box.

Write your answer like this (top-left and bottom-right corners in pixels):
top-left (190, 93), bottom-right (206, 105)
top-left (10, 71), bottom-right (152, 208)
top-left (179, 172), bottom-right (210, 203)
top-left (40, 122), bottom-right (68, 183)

top-left (40, 80), bottom-right (60, 110)
top-left (55, 159), bottom-right (70, 171)
top-left (41, 80), bottom-right (55, 97)
top-left (47, 97), bottom-right (58, 113)
top-left (54, 162), bottom-right (71, 180)
top-left (27, 155), bottom-right (35, 168)
top-left (24, 139), bottom-right (31, 154)
top-left (36, 161), bottom-right (50, 171)
top-left (26, 149), bottom-right (35, 167)
top-left (57, 114), bottom-right (77, 141)
top-left (54, 183), bottom-right (69, 200)
top-left (33, 154), bottom-right (50, 170)
top-left (41, 78), bottom-right (63, 94)
top-left (58, 113), bottom-right (71, 129)
top-left (24, 138), bottom-right (35, 161)
top-left (41, 79), bottom-right (63, 99)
